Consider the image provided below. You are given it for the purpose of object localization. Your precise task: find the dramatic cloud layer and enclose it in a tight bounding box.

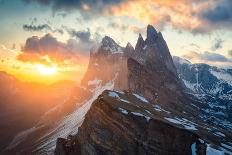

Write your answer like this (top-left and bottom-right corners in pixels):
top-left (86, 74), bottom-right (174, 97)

top-left (202, 0), bottom-right (232, 24)
top-left (17, 33), bottom-right (92, 66)
top-left (23, 0), bottom-right (124, 12)
top-left (22, 0), bottom-right (232, 33)
top-left (68, 28), bottom-right (91, 42)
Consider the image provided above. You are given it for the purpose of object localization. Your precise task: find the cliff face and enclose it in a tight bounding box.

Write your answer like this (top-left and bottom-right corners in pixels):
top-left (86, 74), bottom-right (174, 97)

top-left (81, 36), bottom-right (128, 91)
top-left (55, 90), bottom-right (206, 155)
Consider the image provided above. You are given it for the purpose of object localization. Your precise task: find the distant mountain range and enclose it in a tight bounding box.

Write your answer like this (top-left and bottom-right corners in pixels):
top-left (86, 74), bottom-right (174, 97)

top-left (174, 56), bottom-right (232, 124)
top-left (1, 25), bottom-right (232, 155)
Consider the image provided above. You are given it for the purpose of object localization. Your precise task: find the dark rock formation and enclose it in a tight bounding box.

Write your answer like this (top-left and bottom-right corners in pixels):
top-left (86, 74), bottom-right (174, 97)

top-left (54, 90), bottom-right (206, 155)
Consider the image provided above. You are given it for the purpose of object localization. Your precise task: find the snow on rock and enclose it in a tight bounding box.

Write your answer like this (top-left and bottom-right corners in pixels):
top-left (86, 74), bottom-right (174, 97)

top-left (88, 79), bottom-right (102, 86)
top-left (182, 79), bottom-right (199, 92)
top-left (108, 91), bottom-right (130, 103)
top-left (108, 91), bottom-right (120, 98)
top-left (164, 117), bottom-right (198, 131)
top-left (221, 143), bottom-right (232, 153)
top-left (153, 105), bottom-right (170, 113)
top-left (133, 93), bottom-right (149, 103)
top-left (34, 80), bottom-right (115, 154)
top-left (101, 36), bottom-right (123, 54)
top-left (118, 108), bottom-right (129, 115)
top-left (191, 142), bottom-right (196, 155)
top-left (206, 144), bottom-right (224, 155)
top-left (6, 126), bottom-right (43, 150)
top-left (210, 69), bottom-right (232, 87)
top-left (131, 112), bottom-right (151, 122)
top-left (143, 45), bottom-right (147, 50)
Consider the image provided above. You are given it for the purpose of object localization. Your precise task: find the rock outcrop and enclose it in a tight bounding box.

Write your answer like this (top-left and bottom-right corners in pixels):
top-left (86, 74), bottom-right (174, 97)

top-left (55, 90), bottom-right (207, 155)
top-left (81, 36), bottom-right (128, 90)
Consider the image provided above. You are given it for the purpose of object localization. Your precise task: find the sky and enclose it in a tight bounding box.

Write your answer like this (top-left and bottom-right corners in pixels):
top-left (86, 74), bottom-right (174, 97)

top-left (0, 0), bottom-right (232, 83)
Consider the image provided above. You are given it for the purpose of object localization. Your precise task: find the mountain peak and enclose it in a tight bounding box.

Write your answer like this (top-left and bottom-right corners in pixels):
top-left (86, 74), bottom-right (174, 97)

top-left (100, 36), bottom-right (123, 54)
top-left (135, 33), bottom-right (145, 51)
top-left (126, 42), bottom-right (134, 49)
top-left (124, 42), bottom-right (135, 57)
top-left (147, 24), bottom-right (158, 41)
top-left (101, 36), bottom-right (116, 45)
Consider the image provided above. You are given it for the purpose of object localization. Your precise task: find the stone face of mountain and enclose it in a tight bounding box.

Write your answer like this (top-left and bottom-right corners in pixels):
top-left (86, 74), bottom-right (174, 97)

top-left (173, 56), bottom-right (232, 126)
top-left (127, 26), bottom-right (191, 114)
top-left (81, 36), bottom-right (128, 90)
top-left (133, 25), bottom-right (177, 77)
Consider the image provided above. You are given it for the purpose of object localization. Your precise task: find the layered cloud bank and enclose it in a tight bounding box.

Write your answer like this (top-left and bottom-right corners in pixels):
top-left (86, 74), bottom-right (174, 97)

top-left (17, 33), bottom-right (95, 67)
top-left (23, 0), bottom-right (232, 33)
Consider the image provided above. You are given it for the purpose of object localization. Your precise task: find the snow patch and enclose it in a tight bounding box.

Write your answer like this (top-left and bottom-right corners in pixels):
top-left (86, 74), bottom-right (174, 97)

top-left (118, 108), bottom-right (128, 115)
top-left (108, 91), bottom-right (130, 103)
top-left (206, 144), bottom-right (224, 155)
top-left (164, 117), bottom-right (197, 131)
top-left (34, 80), bottom-right (115, 154)
top-left (143, 45), bottom-right (147, 50)
top-left (153, 105), bottom-right (170, 113)
top-left (6, 126), bottom-right (42, 150)
top-left (191, 142), bottom-right (196, 155)
top-left (88, 79), bottom-right (102, 86)
top-left (108, 91), bottom-right (120, 98)
top-left (210, 70), bottom-right (232, 87)
top-left (131, 112), bottom-right (151, 122)
top-left (133, 93), bottom-right (149, 103)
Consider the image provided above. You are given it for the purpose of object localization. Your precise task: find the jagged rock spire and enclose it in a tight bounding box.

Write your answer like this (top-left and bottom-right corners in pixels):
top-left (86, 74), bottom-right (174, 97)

top-left (146, 24), bottom-right (158, 43)
top-left (135, 34), bottom-right (145, 51)
top-left (100, 36), bottom-right (123, 54)
top-left (124, 42), bottom-right (135, 57)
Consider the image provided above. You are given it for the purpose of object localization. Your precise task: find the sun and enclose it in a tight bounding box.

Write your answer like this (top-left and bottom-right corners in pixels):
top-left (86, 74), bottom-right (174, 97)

top-left (35, 64), bottom-right (57, 75)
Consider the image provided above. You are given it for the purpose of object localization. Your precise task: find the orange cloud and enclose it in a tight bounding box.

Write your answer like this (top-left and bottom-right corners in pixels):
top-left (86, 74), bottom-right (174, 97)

top-left (110, 0), bottom-right (213, 33)
top-left (17, 34), bottom-right (91, 67)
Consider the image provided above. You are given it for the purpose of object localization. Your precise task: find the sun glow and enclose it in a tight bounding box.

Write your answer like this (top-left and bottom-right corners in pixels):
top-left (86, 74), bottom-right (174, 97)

top-left (36, 64), bottom-right (57, 75)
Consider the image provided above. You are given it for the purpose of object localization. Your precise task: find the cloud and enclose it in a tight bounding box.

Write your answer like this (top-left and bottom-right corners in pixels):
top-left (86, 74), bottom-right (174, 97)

top-left (68, 28), bottom-right (91, 42)
top-left (23, 0), bottom-right (125, 12)
top-left (23, 24), bottom-right (51, 32)
top-left (22, 23), bottom-right (64, 34)
top-left (22, 0), bottom-right (232, 33)
top-left (110, 0), bottom-right (210, 33)
top-left (201, 0), bottom-right (232, 24)
top-left (17, 33), bottom-right (90, 66)
top-left (109, 0), bottom-right (232, 33)
top-left (211, 39), bottom-right (224, 51)
top-left (183, 51), bottom-right (231, 64)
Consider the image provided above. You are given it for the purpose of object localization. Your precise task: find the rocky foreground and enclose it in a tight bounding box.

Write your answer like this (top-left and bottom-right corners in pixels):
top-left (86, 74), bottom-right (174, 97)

top-left (55, 90), bottom-right (230, 155)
